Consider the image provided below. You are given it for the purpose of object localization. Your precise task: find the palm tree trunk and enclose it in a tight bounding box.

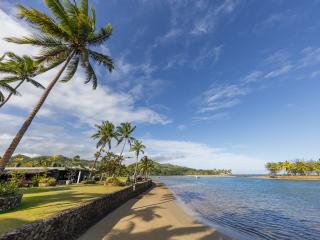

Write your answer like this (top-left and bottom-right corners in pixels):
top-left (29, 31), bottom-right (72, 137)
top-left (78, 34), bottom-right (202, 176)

top-left (89, 145), bottom-right (104, 179)
top-left (133, 154), bottom-right (139, 191)
top-left (0, 79), bottom-right (25, 108)
top-left (119, 139), bottom-right (126, 157)
top-left (0, 53), bottom-right (74, 172)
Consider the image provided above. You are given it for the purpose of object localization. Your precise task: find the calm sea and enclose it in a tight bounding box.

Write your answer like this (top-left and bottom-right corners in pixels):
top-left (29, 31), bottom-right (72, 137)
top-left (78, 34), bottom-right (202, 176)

top-left (158, 176), bottom-right (320, 240)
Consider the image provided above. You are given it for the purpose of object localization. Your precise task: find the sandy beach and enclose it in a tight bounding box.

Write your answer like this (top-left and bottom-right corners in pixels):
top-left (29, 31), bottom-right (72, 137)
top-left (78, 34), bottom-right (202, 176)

top-left (78, 182), bottom-right (231, 240)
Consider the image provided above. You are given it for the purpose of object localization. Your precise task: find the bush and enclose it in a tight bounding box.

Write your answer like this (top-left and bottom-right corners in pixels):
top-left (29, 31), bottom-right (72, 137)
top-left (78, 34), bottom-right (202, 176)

top-left (38, 176), bottom-right (56, 184)
top-left (81, 180), bottom-right (96, 184)
top-left (0, 182), bottom-right (20, 197)
top-left (9, 171), bottom-right (26, 185)
top-left (16, 177), bottom-right (30, 187)
top-left (105, 177), bottom-right (126, 186)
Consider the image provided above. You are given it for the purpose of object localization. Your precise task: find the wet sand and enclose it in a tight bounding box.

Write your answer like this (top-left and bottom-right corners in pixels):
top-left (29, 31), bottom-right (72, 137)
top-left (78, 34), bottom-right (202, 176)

top-left (78, 182), bottom-right (231, 240)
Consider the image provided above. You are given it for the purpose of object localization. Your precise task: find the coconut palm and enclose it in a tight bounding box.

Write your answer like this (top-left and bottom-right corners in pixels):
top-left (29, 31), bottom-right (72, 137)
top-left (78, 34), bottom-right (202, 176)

top-left (130, 140), bottom-right (145, 190)
top-left (139, 156), bottom-right (155, 179)
top-left (0, 52), bottom-right (45, 108)
top-left (90, 121), bottom-right (116, 177)
top-left (0, 0), bottom-right (114, 171)
top-left (116, 122), bottom-right (136, 157)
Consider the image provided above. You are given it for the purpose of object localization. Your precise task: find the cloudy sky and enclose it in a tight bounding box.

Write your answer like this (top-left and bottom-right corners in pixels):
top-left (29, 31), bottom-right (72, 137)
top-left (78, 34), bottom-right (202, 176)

top-left (1, 0), bottom-right (320, 173)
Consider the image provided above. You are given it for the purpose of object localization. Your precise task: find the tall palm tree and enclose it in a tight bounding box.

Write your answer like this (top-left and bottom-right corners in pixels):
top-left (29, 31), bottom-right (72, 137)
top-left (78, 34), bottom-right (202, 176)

top-left (116, 122), bottom-right (136, 157)
top-left (90, 121), bottom-right (115, 177)
top-left (0, 0), bottom-right (114, 172)
top-left (130, 140), bottom-right (145, 190)
top-left (0, 52), bottom-right (45, 108)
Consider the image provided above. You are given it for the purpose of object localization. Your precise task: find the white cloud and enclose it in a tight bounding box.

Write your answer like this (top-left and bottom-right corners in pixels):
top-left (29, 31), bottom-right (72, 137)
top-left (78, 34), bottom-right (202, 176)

top-left (264, 64), bottom-right (293, 78)
top-left (144, 138), bottom-right (264, 173)
top-left (199, 84), bottom-right (248, 113)
top-left (0, 8), bottom-right (169, 126)
top-left (191, 0), bottom-right (238, 35)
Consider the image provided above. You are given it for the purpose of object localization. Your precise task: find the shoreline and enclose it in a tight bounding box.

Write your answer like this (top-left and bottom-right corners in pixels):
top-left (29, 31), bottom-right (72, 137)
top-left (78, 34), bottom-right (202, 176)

top-left (78, 182), bottom-right (232, 240)
top-left (251, 175), bottom-right (320, 181)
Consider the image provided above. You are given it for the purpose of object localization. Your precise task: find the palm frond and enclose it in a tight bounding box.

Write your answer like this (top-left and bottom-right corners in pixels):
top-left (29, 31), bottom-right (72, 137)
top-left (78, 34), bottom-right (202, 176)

top-left (60, 56), bottom-right (79, 82)
top-left (5, 35), bottom-right (67, 47)
top-left (88, 49), bottom-right (114, 72)
top-left (37, 45), bottom-right (70, 62)
top-left (27, 78), bottom-right (45, 89)
top-left (0, 76), bottom-right (20, 84)
top-left (88, 24), bottom-right (112, 45)
top-left (80, 0), bottom-right (88, 16)
top-left (44, 0), bottom-right (74, 34)
top-left (84, 60), bottom-right (97, 89)
top-left (17, 4), bottom-right (70, 40)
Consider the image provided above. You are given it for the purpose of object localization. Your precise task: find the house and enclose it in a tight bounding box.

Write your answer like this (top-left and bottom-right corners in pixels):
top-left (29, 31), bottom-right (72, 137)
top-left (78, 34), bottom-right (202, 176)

top-left (3, 167), bottom-right (91, 184)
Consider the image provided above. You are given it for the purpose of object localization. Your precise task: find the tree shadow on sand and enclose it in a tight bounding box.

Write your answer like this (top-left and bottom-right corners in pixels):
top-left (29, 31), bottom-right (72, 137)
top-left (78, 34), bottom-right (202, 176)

top-left (104, 221), bottom-right (228, 240)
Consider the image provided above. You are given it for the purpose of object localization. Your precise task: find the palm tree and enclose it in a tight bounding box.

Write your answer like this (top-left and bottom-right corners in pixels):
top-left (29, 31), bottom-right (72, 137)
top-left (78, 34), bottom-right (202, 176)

top-left (130, 140), bottom-right (145, 190)
top-left (90, 121), bottom-right (115, 177)
top-left (139, 156), bottom-right (155, 179)
top-left (0, 52), bottom-right (45, 108)
top-left (0, 0), bottom-right (114, 172)
top-left (282, 160), bottom-right (293, 175)
top-left (116, 122), bottom-right (136, 157)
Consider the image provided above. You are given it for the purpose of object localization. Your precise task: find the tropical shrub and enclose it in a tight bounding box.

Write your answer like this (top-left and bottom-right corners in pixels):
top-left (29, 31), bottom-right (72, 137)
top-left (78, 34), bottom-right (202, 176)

top-left (0, 182), bottom-right (20, 197)
top-left (105, 177), bottom-right (125, 186)
top-left (9, 171), bottom-right (26, 185)
top-left (38, 176), bottom-right (56, 184)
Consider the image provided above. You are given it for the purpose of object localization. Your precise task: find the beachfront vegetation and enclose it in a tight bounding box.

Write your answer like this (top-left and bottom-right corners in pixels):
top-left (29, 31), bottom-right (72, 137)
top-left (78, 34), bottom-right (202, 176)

top-left (0, 0), bottom-right (114, 171)
top-left (265, 160), bottom-right (320, 176)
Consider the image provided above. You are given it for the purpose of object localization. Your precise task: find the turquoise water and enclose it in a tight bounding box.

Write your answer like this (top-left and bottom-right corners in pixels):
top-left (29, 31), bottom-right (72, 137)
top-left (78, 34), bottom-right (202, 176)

top-left (158, 176), bottom-right (320, 240)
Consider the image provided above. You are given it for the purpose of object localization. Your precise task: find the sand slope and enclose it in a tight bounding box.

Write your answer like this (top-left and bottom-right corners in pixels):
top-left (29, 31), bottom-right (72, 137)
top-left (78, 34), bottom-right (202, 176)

top-left (78, 183), bottom-right (231, 240)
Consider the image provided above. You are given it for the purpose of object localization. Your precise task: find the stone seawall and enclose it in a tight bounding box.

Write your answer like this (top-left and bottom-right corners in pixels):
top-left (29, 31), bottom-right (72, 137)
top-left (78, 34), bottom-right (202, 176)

top-left (0, 181), bottom-right (153, 240)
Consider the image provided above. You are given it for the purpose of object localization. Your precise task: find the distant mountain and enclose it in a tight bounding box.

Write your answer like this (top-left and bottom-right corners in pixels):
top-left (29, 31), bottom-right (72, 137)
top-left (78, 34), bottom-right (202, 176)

top-left (150, 162), bottom-right (232, 176)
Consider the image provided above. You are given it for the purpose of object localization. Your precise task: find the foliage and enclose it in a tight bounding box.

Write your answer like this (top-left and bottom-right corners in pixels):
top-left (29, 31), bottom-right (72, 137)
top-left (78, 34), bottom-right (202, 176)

top-left (37, 176), bottom-right (56, 184)
top-left (137, 162), bottom-right (232, 176)
top-left (7, 154), bottom-right (94, 168)
top-left (265, 160), bottom-right (320, 176)
top-left (139, 156), bottom-right (155, 178)
top-left (0, 52), bottom-right (44, 106)
top-left (0, 182), bottom-right (20, 197)
top-left (105, 176), bottom-right (126, 186)
top-left (9, 171), bottom-right (26, 185)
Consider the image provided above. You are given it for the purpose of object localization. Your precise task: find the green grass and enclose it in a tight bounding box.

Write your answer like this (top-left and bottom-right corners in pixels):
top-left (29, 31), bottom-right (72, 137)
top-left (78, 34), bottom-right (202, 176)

top-left (0, 184), bottom-right (124, 235)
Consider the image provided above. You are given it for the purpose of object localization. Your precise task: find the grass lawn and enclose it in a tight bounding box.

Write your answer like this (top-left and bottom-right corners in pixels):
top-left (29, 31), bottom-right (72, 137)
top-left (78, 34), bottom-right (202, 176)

top-left (0, 183), bottom-right (124, 235)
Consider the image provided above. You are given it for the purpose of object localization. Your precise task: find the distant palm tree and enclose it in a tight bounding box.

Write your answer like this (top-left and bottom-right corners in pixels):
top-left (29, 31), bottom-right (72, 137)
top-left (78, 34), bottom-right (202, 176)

top-left (139, 156), bottom-right (155, 179)
top-left (91, 121), bottom-right (116, 177)
top-left (0, 52), bottom-right (44, 108)
top-left (116, 122), bottom-right (136, 157)
top-left (0, 0), bottom-right (114, 172)
top-left (130, 140), bottom-right (145, 190)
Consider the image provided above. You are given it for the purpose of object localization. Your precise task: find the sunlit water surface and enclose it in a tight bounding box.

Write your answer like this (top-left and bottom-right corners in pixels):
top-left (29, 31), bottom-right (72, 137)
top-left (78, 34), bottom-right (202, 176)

top-left (158, 176), bottom-right (320, 240)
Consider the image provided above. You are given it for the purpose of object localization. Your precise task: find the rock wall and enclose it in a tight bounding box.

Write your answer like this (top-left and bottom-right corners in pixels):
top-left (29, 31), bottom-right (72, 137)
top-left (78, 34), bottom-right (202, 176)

top-left (0, 194), bottom-right (23, 212)
top-left (0, 181), bottom-right (153, 240)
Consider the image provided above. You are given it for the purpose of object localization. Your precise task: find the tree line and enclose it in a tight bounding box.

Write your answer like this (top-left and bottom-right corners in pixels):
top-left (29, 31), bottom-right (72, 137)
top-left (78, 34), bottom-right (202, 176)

top-left (265, 160), bottom-right (320, 176)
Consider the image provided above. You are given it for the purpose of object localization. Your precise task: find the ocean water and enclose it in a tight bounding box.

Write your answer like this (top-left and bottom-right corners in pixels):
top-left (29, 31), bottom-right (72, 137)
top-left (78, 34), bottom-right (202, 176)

top-left (158, 176), bottom-right (320, 240)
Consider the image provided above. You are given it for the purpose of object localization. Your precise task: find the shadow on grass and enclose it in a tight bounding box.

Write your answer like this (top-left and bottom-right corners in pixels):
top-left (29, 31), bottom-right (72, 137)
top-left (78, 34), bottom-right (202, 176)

top-left (22, 186), bottom-right (72, 194)
top-left (0, 218), bottom-right (30, 235)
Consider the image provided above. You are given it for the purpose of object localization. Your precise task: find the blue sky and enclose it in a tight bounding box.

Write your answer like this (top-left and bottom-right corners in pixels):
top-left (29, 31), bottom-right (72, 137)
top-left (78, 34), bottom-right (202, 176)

top-left (1, 0), bottom-right (320, 173)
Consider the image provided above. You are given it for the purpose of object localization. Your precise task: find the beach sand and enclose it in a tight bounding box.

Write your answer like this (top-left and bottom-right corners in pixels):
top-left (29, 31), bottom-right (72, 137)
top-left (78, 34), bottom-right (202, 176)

top-left (78, 182), bottom-right (231, 240)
